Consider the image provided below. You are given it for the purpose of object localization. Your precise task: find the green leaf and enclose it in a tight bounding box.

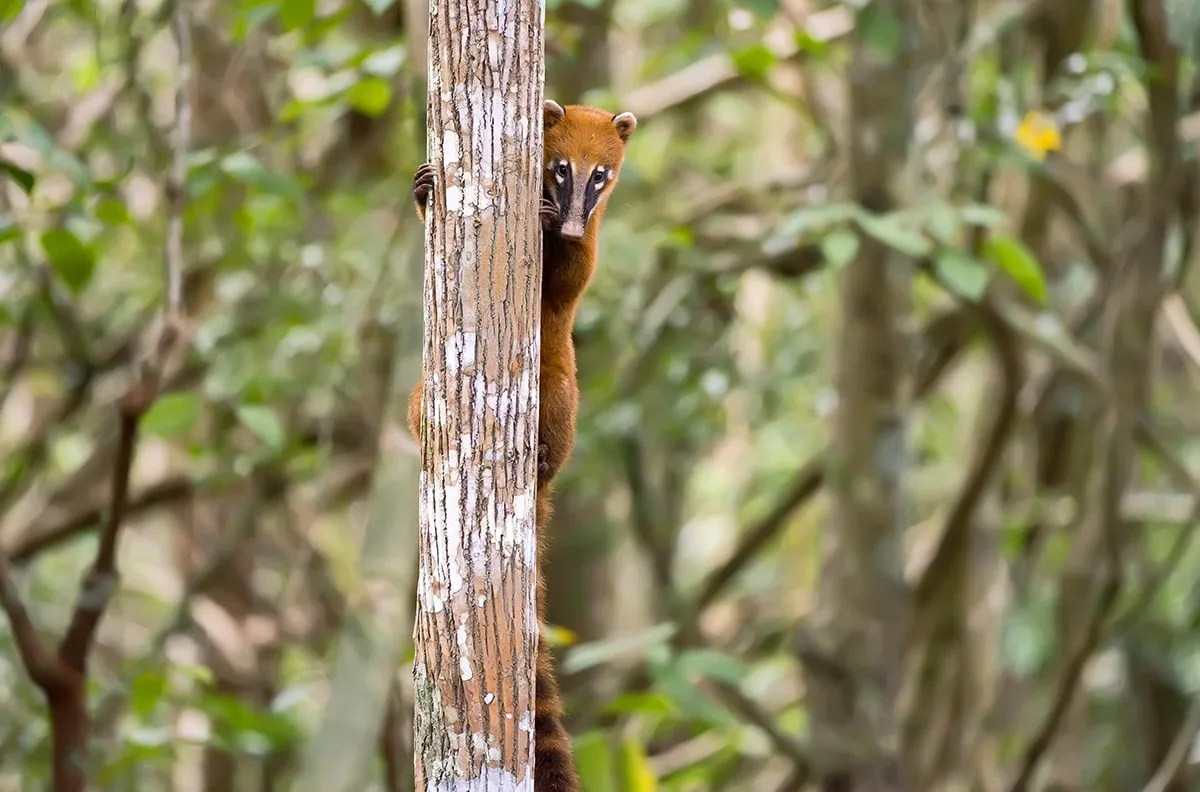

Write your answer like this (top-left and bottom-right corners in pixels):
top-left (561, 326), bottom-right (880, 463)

top-left (236, 404), bottom-right (286, 449)
top-left (64, 0), bottom-right (93, 18)
top-left (1000, 518), bottom-right (1029, 560)
top-left (233, 0), bottom-right (278, 39)
top-left (8, 117), bottom-right (90, 186)
top-left (730, 44), bottom-right (776, 82)
top-left (859, 5), bottom-right (902, 59)
top-left (363, 0), bottom-right (397, 12)
top-left (279, 0), bottom-right (315, 30)
top-left (618, 739), bottom-right (658, 792)
top-left (1001, 604), bottom-right (1055, 676)
top-left (765, 202), bottom-right (857, 254)
top-left (563, 623), bottom-right (677, 675)
top-left (130, 670), bottom-right (168, 718)
top-left (935, 250), bottom-right (988, 301)
top-left (959, 203), bottom-right (1008, 227)
top-left (1, 159), bottom-right (35, 194)
top-left (141, 393), bottom-right (202, 438)
top-left (94, 196), bottom-right (130, 225)
top-left (793, 27), bottom-right (831, 57)
top-left (1165, 0), bottom-right (1200, 57)
top-left (655, 665), bottom-right (736, 727)
top-left (574, 732), bottom-right (617, 792)
top-left (676, 649), bottom-right (752, 685)
top-left (927, 202), bottom-right (960, 245)
top-left (855, 212), bottom-right (932, 257)
top-left (603, 691), bottom-right (675, 717)
top-left (820, 229), bottom-right (859, 268)
top-left (40, 228), bottom-right (96, 294)
top-left (220, 152), bottom-right (302, 200)
top-left (0, 0), bottom-right (25, 22)
top-left (984, 234), bottom-right (1047, 303)
top-left (0, 215), bottom-right (18, 246)
top-left (346, 77), bottom-right (393, 117)
top-left (739, 0), bottom-right (779, 18)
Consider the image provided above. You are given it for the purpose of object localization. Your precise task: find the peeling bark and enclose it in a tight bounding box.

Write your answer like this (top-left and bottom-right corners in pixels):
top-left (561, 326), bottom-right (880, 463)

top-left (412, 1), bottom-right (545, 789)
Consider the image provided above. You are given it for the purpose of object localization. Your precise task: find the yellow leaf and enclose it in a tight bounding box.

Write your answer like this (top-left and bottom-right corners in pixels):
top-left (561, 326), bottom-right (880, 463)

top-left (1014, 110), bottom-right (1061, 161)
top-left (620, 739), bottom-right (658, 792)
top-left (544, 624), bottom-right (579, 647)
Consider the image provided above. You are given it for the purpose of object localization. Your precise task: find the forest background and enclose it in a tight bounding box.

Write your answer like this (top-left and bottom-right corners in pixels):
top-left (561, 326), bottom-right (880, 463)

top-left (3, 0), bottom-right (1200, 790)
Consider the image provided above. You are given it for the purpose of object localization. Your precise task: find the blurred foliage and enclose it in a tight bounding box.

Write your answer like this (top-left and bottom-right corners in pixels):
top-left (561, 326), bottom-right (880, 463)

top-left (2, 0), bottom-right (1200, 790)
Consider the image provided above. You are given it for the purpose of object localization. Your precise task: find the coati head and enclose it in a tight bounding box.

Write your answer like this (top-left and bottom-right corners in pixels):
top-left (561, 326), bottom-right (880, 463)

top-left (543, 100), bottom-right (637, 241)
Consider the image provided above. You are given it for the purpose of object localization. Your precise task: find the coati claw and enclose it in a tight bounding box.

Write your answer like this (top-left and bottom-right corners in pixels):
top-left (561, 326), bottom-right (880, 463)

top-left (537, 442), bottom-right (551, 477)
top-left (413, 163), bottom-right (436, 209)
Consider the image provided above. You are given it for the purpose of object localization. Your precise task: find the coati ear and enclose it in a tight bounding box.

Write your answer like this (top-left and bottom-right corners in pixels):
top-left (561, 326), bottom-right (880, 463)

top-left (611, 111), bottom-right (637, 142)
top-left (544, 100), bottom-right (565, 130)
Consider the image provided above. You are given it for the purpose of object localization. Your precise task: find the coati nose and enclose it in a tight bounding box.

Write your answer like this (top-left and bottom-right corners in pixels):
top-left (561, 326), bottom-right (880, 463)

top-left (560, 218), bottom-right (586, 240)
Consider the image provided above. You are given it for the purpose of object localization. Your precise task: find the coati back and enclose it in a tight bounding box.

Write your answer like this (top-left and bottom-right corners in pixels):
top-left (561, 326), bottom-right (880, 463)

top-left (407, 100), bottom-right (637, 792)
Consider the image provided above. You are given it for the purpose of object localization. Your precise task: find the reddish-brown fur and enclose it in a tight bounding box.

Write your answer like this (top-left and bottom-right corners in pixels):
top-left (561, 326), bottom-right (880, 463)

top-left (407, 101), bottom-right (636, 791)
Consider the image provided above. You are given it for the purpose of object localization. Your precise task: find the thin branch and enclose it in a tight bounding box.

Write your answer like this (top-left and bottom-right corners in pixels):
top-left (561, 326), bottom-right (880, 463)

top-left (694, 455), bottom-right (823, 612)
top-left (166, 0), bottom-right (190, 313)
top-left (0, 304), bottom-right (34, 414)
top-left (56, 403), bottom-right (142, 673)
top-left (618, 435), bottom-right (674, 594)
top-left (914, 307), bottom-right (1023, 604)
top-left (0, 18), bottom-right (193, 785)
top-left (1161, 293), bottom-right (1200, 375)
top-left (0, 362), bottom-right (96, 514)
top-left (0, 555), bottom-right (70, 693)
top-left (1005, 577), bottom-right (1120, 792)
top-left (6, 476), bottom-right (191, 564)
top-left (1141, 694), bottom-right (1200, 792)
top-left (711, 680), bottom-right (811, 780)
top-left (7, 408), bottom-right (371, 564)
top-left (690, 305), bottom-right (980, 619)
top-left (1010, 5), bottom-right (1180, 787)
top-left (1107, 422), bottom-right (1200, 635)
top-left (32, 260), bottom-right (92, 365)
top-left (0, 364), bottom-right (140, 792)
top-left (621, 7), bottom-right (853, 119)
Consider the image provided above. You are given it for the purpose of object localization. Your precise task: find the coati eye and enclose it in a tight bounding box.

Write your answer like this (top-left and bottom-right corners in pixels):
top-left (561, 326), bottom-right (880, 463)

top-left (554, 162), bottom-right (569, 180)
top-left (591, 169), bottom-right (606, 184)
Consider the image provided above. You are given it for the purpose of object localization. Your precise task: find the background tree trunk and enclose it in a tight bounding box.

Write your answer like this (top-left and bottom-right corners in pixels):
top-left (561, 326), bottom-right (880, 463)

top-left (411, 0), bottom-right (545, 789)
top-left (803, 1), bottom-right (917, 788)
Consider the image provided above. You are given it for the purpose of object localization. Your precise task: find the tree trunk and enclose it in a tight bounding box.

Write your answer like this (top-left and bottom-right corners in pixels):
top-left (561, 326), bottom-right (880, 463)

top-left (411, 0), bottom-right (545, 789)
top-left (803, 1), bottom-right (917, 789)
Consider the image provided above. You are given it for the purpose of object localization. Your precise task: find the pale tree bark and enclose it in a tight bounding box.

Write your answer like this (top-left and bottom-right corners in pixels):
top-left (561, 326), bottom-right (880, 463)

top-left (412, 0), bottom-right (545, 790)
top-left (803, 1), bottom-right (917, 789)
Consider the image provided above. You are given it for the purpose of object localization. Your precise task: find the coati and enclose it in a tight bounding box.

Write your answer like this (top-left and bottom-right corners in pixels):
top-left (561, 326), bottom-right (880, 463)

top-left (407, 100), bottom-right (637, 791)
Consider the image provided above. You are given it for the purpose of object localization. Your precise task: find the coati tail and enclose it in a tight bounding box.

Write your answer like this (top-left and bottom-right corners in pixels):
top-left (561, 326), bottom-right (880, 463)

top-left (534, 635), bottom-right (580, 791)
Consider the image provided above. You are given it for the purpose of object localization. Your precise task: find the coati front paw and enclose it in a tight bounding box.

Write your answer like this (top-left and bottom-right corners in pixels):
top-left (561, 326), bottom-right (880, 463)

top-left (540, 198), bottom-right (560, 231)
top-left (537, 442), bottom-right (551, 479)
top-left (413, 163), bottom-right (436, 213)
